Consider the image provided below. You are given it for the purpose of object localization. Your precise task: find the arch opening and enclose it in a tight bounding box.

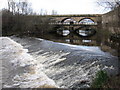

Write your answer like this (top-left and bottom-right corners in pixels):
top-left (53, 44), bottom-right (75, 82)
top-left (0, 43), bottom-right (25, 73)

top-left (61, 18), bottom-right (76, 23)
top-left (79, 18), bottom-right (95, 24)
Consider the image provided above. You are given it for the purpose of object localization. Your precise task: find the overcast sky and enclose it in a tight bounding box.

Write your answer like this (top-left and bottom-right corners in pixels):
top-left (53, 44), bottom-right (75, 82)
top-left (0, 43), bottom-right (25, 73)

top-left (0, 0), bottom-right (106, 14)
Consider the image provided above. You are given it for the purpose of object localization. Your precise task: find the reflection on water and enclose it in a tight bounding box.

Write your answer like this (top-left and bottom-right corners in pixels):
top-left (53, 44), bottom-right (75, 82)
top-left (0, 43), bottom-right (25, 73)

top-left (77, 30), bottom-right (88, 36)
top-left (82, 40), bottom-right (92, 43)
top-left (39, 29), bottom-right (119, 57)
top-left (56, 27), bottom-right (96, 37)
top-left (76, 29), bottom-right (96, 37)
top-left (57, 29), bottom-right (70, 36)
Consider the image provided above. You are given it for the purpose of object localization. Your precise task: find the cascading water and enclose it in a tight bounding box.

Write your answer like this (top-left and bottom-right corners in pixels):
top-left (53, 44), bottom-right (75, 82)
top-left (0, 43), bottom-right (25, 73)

top-left (9, 36), bottom-right (119, 88)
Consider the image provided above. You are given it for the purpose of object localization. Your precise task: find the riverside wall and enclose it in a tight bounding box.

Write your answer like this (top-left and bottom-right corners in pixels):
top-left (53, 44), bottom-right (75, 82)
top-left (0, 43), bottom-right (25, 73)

top-left (102, 6), bottom-right (120, 34)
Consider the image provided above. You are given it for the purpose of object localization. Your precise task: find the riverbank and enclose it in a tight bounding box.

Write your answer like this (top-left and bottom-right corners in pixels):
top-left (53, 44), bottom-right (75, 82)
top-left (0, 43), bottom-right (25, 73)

top-left (1, 37), bottom-right (58, 88)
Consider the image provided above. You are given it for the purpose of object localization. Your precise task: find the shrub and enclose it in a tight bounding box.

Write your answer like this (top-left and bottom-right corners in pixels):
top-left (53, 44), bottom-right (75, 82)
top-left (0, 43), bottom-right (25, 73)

top-left (91, 70), bottom-right (109, 88)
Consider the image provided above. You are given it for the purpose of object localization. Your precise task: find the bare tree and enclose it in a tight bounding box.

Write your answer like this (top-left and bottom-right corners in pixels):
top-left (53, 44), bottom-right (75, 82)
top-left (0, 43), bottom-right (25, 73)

top-left (8, 0), bottom-right (16, 14)
top-left (39, 9), bottom-right (48, 15)
top-left (44, 10), bottom-right (48, 15)
top-left (51, 10), bottom-right (57, 15)
top-left (40, 9), bottom-right (43, 15)
top-left (20, 0), bottom-right (28, 14)
top-left (8, 0), bottom-right (11, 11)
top-left (7, 0), bottom-right (33, 15)
top-left (97, 0), bottom-right (120, 10)
top-left (16, 1), bottom-right (20, 14)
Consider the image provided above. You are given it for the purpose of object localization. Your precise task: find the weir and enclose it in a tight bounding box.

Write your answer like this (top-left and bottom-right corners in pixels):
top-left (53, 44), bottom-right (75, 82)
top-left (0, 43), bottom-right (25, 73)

top-left (8, 36), bottom-right (119, 88)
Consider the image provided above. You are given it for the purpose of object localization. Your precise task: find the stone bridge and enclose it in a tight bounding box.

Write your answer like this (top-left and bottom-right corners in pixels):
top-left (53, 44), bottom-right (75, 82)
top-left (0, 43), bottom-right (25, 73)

top-left (47, 14), bottom-right (102, 30)
top-left (48, 14), bottom-right (102, 24)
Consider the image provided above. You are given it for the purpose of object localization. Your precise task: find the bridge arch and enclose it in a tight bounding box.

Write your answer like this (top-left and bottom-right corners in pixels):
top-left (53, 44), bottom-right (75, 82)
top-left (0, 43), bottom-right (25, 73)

top-left (78, 18), bottom-right (95, 24)
top-left (61, 18), bottom-right (76, 23)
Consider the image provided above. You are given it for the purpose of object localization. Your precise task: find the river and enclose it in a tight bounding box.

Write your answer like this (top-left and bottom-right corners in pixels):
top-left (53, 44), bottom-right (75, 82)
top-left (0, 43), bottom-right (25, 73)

top-left (9, 29), bottom-right (120, 88)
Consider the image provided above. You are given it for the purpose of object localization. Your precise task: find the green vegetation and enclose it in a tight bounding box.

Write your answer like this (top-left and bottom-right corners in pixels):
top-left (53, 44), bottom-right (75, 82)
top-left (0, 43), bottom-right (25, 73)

top-left (91, 70), bottom-right (109, 88)
top-left (91, 70), bottom-right (120, 88)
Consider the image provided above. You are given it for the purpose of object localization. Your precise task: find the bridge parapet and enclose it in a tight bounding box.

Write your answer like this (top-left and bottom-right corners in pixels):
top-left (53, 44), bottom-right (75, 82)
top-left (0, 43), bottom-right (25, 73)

top-left (49, 22), bottom-right (98, 26)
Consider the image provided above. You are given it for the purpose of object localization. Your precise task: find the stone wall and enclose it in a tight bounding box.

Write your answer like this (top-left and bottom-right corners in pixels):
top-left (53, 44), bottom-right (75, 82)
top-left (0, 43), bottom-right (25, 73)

top-left (102, 7), bottom-right (120, 34)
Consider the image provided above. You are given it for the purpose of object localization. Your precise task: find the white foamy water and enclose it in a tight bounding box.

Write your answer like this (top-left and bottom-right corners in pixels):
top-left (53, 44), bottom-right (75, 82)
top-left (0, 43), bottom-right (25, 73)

top-left (9, 36), bottom-right (119, 88)
top-left (1, 37), bottom-right (59, 88)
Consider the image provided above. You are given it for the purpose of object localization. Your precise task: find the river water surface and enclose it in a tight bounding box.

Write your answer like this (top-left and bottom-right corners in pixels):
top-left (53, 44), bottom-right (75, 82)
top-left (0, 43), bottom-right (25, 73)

top-left (10, 29), bottom-right (120, 88)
